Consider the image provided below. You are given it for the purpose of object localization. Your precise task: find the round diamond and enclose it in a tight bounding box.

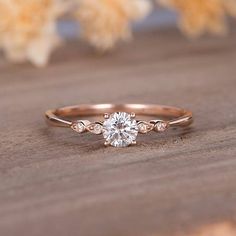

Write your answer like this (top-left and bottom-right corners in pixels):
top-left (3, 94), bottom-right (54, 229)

top-left (138, 121), bottom-right (153, 133)
top-left (103, 112), bottom-right (138, 147)
top-left (155, 121), bottom-right (168, 132)
top-left (71, 121), bottom-right (85, 133)
top-left (87, 123), bottom-right (103, 134)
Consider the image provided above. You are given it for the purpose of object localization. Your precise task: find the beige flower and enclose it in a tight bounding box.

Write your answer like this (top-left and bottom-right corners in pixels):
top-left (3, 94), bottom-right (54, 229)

top-left (75, 0), bottom-right (152, 51)
top-left (159, 0), bottom-right (236, 37)
top-left (192, 222), bottom-right (236, 236)
top-left (0, 0), bottom-right (67, 67)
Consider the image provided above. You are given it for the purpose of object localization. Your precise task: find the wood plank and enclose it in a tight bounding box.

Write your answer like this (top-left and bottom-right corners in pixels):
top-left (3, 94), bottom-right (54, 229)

top-left (0, 26), bottom-right (236, 236)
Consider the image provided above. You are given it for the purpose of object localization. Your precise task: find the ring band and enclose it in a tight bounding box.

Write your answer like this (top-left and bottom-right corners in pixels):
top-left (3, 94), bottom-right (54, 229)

top-left (45, 104), bottom-right (193, 147)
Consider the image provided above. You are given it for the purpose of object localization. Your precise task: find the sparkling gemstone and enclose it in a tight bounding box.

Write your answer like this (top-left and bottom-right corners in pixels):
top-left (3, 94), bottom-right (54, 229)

top-left (87, 123), bottom-right (103, 134)
top-left (93, 123), bottom-right (103, 134)
top-left (155, 121), bottom-right (168, 132)
top-left (71, 121), bottom-right (85, 133)
top-left (137, 121), bottom-right (153, 133)
top-left (138, 123), bottom-right (147, 133)
top-left (103, 112), bottom-right (138, 147)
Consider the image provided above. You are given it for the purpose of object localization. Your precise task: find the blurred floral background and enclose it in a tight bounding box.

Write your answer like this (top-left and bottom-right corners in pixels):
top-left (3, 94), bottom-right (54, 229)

top-left (0, 0), bottom-right (235, 67)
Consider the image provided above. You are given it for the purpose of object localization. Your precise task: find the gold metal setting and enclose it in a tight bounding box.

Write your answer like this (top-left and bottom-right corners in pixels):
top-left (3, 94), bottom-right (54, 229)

top-left (45, 104), bottom-right (193, 147)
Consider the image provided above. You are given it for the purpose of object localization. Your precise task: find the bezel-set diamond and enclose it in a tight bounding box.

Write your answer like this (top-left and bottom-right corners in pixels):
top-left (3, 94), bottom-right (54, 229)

top-left (71, 112), bottom-right (169, 147)
top-left (137, 121), bottom-right (154, 134)
top-left (154, 121), bottom-right (168, 132)
top-left (71, 121), bottom-right (86, 133)
top-left (87, 123), bottom-right (103, 134)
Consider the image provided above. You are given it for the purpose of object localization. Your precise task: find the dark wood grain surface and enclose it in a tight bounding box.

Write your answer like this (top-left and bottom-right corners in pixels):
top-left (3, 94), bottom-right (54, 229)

top-left (0, 25), bottom-right (236, 236)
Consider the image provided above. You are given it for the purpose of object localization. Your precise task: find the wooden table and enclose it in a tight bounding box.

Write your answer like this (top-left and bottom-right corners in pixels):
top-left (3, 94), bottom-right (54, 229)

top-left (0, 25), bottom-right (236, 236)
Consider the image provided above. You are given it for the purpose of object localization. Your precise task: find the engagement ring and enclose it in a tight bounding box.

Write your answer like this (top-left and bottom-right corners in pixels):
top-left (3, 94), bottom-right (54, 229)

top-left (45, 104), bottom-right (193, 147)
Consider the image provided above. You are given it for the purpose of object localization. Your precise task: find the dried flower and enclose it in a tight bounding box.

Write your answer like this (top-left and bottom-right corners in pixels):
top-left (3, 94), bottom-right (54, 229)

top-left (192, 222), bottom-right (236, 236)
top-left (75, 0), bottom-right (152, 51)
top-left (0, 0), bottom-right (68, 67)
top-left (158, 0), bottom-right (236, 37)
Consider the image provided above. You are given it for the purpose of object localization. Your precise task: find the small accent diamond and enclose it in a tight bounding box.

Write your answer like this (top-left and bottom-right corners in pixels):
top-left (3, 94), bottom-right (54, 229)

top-left (71, 121), bottom-right (86, 133)
top-left (137, 121), bottom-right (153, 133)
top-left (87, 123), bottom-right (103, 134)
top-left (155, 121), bottom-right (168, 132)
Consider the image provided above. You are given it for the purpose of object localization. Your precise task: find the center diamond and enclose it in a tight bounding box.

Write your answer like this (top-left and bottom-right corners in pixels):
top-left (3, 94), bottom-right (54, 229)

top-left (103, 112), bottom-right (138, 147)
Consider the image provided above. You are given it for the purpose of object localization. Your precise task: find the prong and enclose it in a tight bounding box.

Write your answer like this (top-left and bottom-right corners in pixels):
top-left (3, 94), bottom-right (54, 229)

top-left (131, 140), bottom-right (137, 145)
top-left (88, 126), bottom-right (94, 130)
top-left (104, 113), bottom-right (110, 119)
top-left (130, 112), bottom-right (136, 118)
top-left (104, 140), bottom-right (110, 146)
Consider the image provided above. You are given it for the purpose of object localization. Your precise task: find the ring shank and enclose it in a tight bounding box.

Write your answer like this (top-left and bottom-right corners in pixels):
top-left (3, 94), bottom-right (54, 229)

top-left (45, 104), bottom-right (193, 128)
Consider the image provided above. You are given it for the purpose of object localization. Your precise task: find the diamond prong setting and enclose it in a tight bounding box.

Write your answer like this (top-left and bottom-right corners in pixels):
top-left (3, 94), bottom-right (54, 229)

top-left (70, 114), bottom-right (169, 147)
top-left (104, 140), bottom-right (110, 146)
top-left (130, 112), bottom-right (136, 118)
top-left (137, 121), bottom-right (154, 133)
top-left (71, 121), bottom-right (86, 133)
top-left (102, 112), bottom-right (138, 147)
top-left (154, 121), bottom-right (168, 132)
top-left (87, 122), bottom-right (103, 134)
top-left (104, 113), bottom-right (110, 119)
top-left (131, 140), bottom-right (137, 145)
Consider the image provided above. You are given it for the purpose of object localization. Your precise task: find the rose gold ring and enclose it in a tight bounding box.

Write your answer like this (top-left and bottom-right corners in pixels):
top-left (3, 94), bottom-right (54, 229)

top-left (45, 104), bottom-right (193, 147)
